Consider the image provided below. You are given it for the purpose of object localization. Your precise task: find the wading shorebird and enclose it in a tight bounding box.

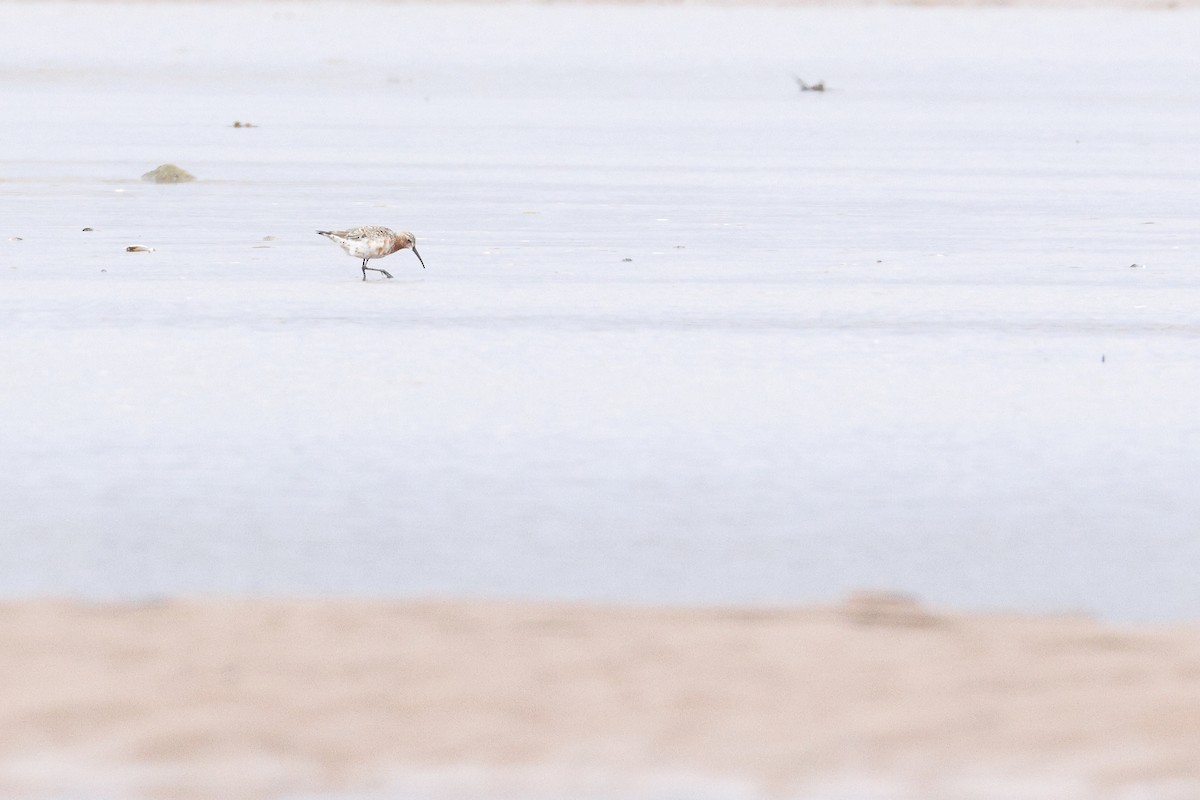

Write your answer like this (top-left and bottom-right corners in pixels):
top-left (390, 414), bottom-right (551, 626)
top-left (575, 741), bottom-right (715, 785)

top-left (317, 226), bottom-right (426, 280)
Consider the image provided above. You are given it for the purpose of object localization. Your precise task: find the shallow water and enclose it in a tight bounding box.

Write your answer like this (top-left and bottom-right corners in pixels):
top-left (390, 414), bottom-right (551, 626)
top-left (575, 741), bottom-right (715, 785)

top-left (2, 2), bottom-right (1199, 620)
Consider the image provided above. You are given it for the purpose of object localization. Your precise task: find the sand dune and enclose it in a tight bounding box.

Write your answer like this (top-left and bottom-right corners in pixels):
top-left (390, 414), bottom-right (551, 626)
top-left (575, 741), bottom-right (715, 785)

top-left (2, 596), bottom-right (1199, 798)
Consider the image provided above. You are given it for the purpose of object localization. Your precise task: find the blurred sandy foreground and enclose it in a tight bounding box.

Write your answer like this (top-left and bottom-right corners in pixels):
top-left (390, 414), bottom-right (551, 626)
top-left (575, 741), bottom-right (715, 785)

top-left (1, 597), bottom-right (1199, 800)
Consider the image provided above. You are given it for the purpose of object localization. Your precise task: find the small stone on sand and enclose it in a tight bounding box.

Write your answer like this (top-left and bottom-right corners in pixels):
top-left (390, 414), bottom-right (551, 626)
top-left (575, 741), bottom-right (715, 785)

top-left (841, 590), bottom-right (943, 628)
top-left (142, 164), bottom-right (195, 183)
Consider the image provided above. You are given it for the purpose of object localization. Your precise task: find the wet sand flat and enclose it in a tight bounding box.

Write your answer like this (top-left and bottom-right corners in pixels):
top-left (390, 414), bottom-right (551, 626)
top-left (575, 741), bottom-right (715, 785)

top-left (4, 4), bottom-right (1200, 798)
top-left (2, 598), bottom-right (1200, 799)
top-left (3, 2), bottom-right (1200, 621)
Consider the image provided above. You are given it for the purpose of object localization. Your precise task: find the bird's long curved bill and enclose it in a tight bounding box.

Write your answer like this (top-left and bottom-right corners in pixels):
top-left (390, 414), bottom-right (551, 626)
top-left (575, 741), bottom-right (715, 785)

top-left (412, 246), bottom-right (426, 269)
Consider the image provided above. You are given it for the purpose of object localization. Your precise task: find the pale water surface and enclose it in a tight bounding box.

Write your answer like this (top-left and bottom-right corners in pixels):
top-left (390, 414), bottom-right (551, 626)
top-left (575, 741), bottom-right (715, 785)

top-left (2, 3), bottom-right (1199, 620)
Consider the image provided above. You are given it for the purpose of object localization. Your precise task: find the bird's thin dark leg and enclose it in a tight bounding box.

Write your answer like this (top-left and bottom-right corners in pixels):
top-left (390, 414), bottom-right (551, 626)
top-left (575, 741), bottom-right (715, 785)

top-left (357, 255), bottom-right (397, 281)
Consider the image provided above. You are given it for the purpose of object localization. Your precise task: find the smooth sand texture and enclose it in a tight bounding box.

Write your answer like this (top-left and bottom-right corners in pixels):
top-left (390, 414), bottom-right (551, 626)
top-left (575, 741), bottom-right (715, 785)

top-left (2, 596), bottom-right (1199, 799)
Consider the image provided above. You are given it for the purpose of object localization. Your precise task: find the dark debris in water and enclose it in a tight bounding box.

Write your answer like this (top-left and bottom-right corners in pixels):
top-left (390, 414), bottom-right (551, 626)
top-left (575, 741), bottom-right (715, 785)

top-left (793, 75), bottom-right (827, 92)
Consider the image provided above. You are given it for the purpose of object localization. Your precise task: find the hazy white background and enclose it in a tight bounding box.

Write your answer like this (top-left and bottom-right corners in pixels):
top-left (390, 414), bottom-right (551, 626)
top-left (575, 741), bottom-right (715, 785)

top-left (2, 3), bottom-right (1199, 620)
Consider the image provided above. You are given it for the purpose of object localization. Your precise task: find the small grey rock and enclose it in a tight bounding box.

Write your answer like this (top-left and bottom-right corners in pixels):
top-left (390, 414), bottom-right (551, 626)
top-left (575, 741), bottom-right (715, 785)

top-left (142, 164), bottom-right (195, 183)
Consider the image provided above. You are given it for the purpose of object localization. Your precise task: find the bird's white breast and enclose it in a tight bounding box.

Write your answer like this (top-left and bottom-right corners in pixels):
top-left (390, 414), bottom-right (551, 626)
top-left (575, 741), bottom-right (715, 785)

top-left (337, 236), bottom-right (391, 259)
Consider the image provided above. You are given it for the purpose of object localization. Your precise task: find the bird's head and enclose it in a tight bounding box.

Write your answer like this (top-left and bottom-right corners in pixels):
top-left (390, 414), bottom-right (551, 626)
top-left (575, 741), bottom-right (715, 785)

top-left (400, 231), bottom-right (426, 269)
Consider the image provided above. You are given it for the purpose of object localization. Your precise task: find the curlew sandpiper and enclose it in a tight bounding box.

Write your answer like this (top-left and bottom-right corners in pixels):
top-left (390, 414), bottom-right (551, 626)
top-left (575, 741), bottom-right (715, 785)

top-left (317, 226), bottom-right (425, 280)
